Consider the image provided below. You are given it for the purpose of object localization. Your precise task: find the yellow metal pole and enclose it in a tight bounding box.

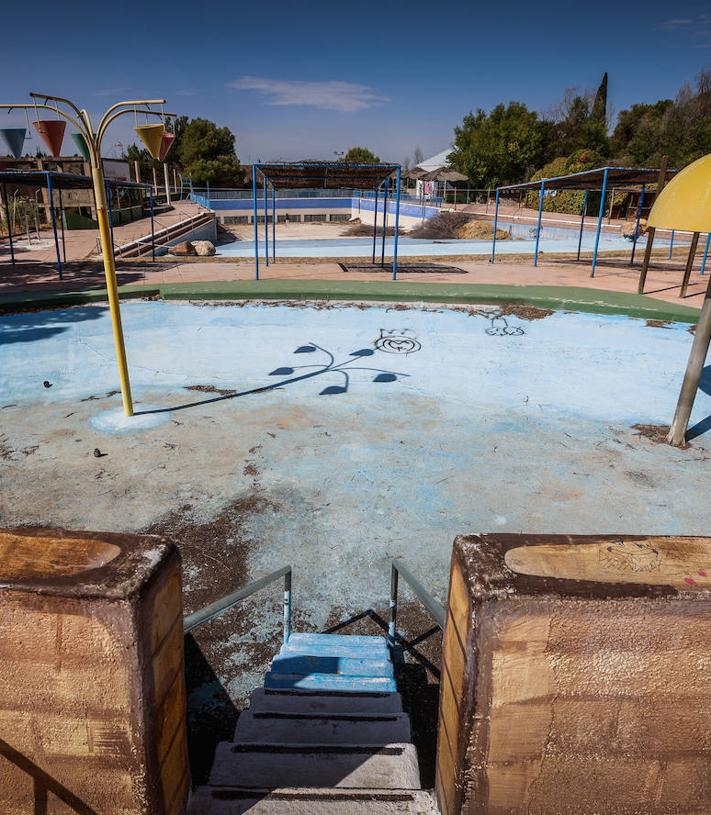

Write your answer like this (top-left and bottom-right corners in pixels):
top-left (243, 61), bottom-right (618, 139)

top-left (91, 160), bottom-right (134, 416)
top-left (0, 96), bottom-right (172, 420)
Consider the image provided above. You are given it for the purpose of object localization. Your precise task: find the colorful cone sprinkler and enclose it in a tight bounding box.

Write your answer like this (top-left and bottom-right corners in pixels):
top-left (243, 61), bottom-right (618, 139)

top-left (71, 132), bottom-right (91, 161)
top-left (0, 128), bottom-right (26, 159)
top-left (158, 131), bottom-right (174, 162)
top-left (32, 119), bottom-right (66, 157)
top-left (134, 122), bottom-right (164, 159)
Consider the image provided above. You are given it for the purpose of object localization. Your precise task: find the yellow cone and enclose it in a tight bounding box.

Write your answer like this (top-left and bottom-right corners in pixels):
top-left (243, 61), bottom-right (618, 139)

top-left (648, 153), bottom-right (711, 233)
top-left (134, 123), bottom-right (165, 160)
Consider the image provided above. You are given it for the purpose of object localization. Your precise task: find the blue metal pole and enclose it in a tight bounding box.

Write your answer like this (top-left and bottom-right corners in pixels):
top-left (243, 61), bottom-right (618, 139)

top-left (669, 229), bottom-right (675, 259)
top-left (46, 173), bottom-right (63, 280)
top-left (701, 233), bottom-right (711, 276)
top-left (1, 183), bottom-right (15, 265)
top-left (392, 166), bottom-right (401, 281)
top-left (591, 168), bottom-right (609, 277)
top-left (381, 180), bottom-right (389, 268)
top-left (252, 164), bottom-right (259, 280)
top-left (149, 188), bottom-right (156, 261)
top-left (533, 180), bottom-right (545, 267)
top-left (58, 188), bottom-right (66, 264)
top-left (263, 173), bottom-right (269, 268)
top-left (271, 185), bottom-right (276, 261)
top-left (630, 186), bottom-right (645, 266)
top-left (576, 190), bottom-right (588, 261)
top-left (491, 188), bottom-right (500, 262)
top-left (372, 185), bottom-right (379, 264)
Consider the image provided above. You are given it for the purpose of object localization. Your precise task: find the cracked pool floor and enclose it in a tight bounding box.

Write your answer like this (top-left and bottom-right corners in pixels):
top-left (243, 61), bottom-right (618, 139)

top-left (1, 300), bottom-right (710, 700)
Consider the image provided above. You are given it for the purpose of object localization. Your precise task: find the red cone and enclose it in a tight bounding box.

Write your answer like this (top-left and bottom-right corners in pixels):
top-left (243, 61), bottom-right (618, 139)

top-left (33, 120), bottom-right (66, 158)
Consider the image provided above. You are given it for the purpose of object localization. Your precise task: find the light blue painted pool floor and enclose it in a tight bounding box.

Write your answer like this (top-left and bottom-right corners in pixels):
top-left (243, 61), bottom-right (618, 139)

top-left (1, 301), bottom-right (709, 697)
top-left (216, 227), bottom-right (669, 259)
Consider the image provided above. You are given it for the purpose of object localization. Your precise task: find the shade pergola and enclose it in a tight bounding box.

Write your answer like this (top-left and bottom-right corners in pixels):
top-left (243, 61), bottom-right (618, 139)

top-left (251, 162), bottom-right (402, 279)
top-left (0, 169), bottom-right (152, 277)
top-left (492, 165), bottom-right (679, 276)
top-left (419, 168), bottom-right (468, 183)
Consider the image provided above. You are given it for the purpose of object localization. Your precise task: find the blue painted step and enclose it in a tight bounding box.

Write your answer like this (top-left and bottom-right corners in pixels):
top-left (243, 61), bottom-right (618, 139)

top-left (285, 633), bottom-right (389, 650)
top-left (264, 672), bottom-right (397, 693)
top-left (270, 654), bottom-right (394, 679)
top-left (281, 633), bottom-right (389, 660)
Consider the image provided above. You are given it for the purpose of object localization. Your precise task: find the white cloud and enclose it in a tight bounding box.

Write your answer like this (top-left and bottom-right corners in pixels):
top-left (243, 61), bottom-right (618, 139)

top-left (227, 76), bottom-right (389, 113)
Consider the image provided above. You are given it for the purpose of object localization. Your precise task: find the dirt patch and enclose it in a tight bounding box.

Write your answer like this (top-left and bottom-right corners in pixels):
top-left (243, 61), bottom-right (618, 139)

top-left (645, 319), bottom-right (672, 329)
top-left (498, 304), bottom-right (554, 321)
top-left (632, 423), bottom-right (680, 446)
top-left (185, 384), bottom-right (237, 397)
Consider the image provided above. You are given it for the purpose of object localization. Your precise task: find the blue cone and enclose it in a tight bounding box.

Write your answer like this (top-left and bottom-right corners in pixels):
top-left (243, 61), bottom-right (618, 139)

top-left (0, 128), bottom-right (26, 159)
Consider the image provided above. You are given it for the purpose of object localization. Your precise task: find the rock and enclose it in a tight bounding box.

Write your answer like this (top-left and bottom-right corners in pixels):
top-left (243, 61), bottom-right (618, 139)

top-left (621, 218), bottom-right (648, 239)
top-left (192, 240), bottom-right (216, 257)
top-left (169, 241), bottom-right (196, 256)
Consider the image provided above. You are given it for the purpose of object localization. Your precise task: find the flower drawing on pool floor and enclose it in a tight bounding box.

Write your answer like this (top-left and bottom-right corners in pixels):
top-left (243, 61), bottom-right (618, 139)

top-left (374, 329), bottom-right (422, 354)
top-left (269, 341), bottom-right (410, 395)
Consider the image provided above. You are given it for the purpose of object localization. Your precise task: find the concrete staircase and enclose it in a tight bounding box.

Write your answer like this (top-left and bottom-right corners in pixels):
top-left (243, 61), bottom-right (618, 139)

top-left (188, 632), bottom-right (436, 814)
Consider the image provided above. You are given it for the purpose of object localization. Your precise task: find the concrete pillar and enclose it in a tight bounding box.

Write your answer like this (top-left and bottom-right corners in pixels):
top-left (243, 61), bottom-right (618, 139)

top-left (437, 532), bottom-right (711, 815)
top-left (0, 527), bottom-right (189, 814)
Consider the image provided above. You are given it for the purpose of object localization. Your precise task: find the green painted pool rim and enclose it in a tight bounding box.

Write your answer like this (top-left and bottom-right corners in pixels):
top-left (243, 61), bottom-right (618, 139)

top-left (0, 279), bottom-right (701, 324)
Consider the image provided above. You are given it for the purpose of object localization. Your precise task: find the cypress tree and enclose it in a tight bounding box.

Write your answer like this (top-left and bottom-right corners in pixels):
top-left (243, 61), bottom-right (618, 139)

top-left (592, 72), bottom-right (608, 122)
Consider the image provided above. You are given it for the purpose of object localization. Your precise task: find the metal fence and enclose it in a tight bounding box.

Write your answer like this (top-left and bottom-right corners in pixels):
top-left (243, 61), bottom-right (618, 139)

top-left (188, 188), bottom-right (443, 208)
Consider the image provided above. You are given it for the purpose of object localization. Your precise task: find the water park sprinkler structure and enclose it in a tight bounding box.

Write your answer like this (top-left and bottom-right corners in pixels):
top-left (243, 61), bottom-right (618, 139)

top-left (645, 152), bottom-right (711, 446)
top-left (0, 92), bottom-right (176, 417)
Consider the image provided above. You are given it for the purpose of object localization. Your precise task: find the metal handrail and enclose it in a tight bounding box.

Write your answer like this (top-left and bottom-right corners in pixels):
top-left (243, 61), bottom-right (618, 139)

top-left (183, 564), bottom-right (292, 641)
top-left (389, 559), bottom-right (445, 646)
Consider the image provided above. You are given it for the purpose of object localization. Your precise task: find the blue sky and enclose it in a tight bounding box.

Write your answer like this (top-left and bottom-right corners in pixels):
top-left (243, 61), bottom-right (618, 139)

top-left (1, 0), bottom-right (709, 164)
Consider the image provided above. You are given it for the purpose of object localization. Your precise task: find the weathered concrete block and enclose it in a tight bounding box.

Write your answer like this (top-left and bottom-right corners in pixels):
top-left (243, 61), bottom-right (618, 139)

top-left (436, 534), bottom-right (711, 815)
top-left (0, 527), bottom-right (189, 814)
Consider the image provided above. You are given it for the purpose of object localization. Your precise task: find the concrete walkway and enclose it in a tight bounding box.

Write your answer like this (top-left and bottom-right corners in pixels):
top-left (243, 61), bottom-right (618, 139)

top-left (0, 252), bottom-right (707, 312)
top-left (0, 200), bottom-right (207, 265)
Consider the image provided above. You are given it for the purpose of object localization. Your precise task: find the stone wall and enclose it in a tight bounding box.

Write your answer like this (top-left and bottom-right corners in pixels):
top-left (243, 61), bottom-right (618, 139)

top-left (0, 527), bottom-right (189, 814)
top-left (437, 533), bottom-right (711, 814)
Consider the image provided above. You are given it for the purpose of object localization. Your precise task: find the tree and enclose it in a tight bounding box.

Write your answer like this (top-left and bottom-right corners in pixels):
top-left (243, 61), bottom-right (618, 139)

top-left (125, 143), bottom-right (160, 184)
top-left (124, 116), bottom-right (242, 186)
top-left (549, 87), bottom-right (609, 158)
top-left (525, 149), bottom-right (605, 213)
top-left (343, 146), bottom-right (380, 163)
top-left (591, 72), bottom-right (608, 123)
top-left (413, 146), bottom-right (424, 166)
top-left (448, 102), bottom-right (547, 188)
top-left (610, 70), bottom-right (711, 168)
top-left (177, 118), bottom-right (242, 186)
top-left (610, 100), bottom-right (677, 165)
